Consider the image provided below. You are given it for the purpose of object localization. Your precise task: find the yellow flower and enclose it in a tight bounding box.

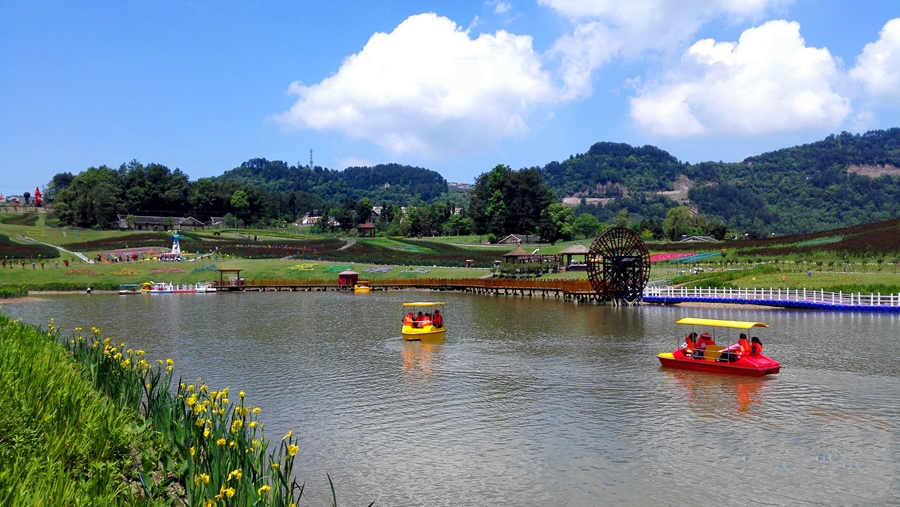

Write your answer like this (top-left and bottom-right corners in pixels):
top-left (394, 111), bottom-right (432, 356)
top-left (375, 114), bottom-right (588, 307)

top-left (257, 484), bottom-right (271, 494)
top-left (249, 421), bottom-right (258, 428)
top-left (252, 407), bottom-right (261, 414)
top-left (145, 383), bottom-right (152, 389)
top-left (239, 391), bottom-right (245, 398)
top-left (271, 463), bottom-right (280, 470)
top-left (204, 428), bottom-right (210, 438)
top-left (187, 394), bottom-right (196, 406)
top-left (75, 326), bottom-right (82, 331)
top-left (226, 487), bottom-right (235, 498)
top-left (200, 473), bottom-right (210, 483)
top-left (282, 430), bottom-right (293, 441)
top-left (190, 446), bottom-right (195, 456)
top-left (217, 438), bottom-right (226, 446)
top-left (287, 444), bottom-right (298, 456)
top-left (166, 358), bottom-right (174, 367)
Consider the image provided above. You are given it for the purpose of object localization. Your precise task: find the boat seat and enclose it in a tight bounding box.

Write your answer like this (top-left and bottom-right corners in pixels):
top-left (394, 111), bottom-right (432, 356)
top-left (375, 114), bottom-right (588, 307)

top-left (704, 345), bottom-right (725, 361)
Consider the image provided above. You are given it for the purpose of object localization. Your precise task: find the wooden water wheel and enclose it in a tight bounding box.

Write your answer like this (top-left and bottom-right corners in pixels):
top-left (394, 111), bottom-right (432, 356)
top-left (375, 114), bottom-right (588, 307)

top-left (587, 227), bottom-right (650, 302)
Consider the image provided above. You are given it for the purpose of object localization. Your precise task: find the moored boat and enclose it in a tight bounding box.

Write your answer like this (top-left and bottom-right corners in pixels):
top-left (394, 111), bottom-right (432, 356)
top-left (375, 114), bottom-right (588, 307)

top-left (401, 302), bottom-right (446, 342)
top-left (118, 283), bottom-right (143, 295)
top-left (147, 281), bottom-right (173, 294)
top-left (657, 317), bottom-right (780, 376)
top-left (195, 281), bottom-right (217, 293)
top-left (353, 280), bottom-right (372, 293)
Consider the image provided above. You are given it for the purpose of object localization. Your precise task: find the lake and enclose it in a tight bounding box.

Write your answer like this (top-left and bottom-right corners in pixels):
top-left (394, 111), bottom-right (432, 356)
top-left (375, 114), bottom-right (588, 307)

top-left (3, 291), bottom-right (899, 506)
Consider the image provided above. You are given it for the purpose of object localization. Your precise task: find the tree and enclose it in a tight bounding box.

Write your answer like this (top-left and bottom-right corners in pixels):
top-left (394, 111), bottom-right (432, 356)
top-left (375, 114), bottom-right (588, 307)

top-left (469, 164), bottom-right (553, 236)
top-left (23, 192), bottom-right (30, 204)
top-left (44, 172), bottom-right (75, 203)
top-left (230, 190), bottom-right (250, 222)
top-left (573, 213), bottom-right (601, 239)
top-left (538, 203), bottom-right (574, 244)
top-left (51, 166), bottom-right (121, 228)
top-left (663, 206), bottom-right (693, 241)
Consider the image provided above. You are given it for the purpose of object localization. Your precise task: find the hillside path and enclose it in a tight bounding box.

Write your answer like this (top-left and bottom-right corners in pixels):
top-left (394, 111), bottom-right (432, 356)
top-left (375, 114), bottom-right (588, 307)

top-left (22, 235), bottom-right (94, 264)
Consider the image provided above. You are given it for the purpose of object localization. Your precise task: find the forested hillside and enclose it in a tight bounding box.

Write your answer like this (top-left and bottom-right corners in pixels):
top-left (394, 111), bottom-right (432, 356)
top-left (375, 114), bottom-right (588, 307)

top-left (39, 128), bottom-right (900, 238)
top-left (542, 129), bottom-right (900, 235)
top-left (216, 158), bottom-right (448, 203)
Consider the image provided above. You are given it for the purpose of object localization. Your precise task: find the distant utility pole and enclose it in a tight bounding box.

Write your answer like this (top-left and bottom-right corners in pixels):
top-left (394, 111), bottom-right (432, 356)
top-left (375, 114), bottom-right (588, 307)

top-left (310, 149), bottom-right (313, 168)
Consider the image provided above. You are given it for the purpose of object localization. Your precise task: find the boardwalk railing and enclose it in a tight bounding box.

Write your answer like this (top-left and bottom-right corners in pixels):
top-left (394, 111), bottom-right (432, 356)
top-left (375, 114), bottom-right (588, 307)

top-left (643, 285), bottom-right (900, 311)
top-left (214, 277), bottom-right (594, 294)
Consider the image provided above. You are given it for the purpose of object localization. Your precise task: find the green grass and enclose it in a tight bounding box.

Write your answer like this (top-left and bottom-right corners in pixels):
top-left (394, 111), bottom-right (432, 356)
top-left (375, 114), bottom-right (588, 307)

top-left (6, 221), bottom-right (900, 293)
top-left (0, 313), bottom-right (320, 505)
top-left (0, 316), bottom-right (149, 506)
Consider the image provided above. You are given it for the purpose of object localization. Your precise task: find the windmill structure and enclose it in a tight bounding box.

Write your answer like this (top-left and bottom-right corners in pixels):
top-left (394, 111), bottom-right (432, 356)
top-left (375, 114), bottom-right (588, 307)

top-left (170, 232), bottom-right (184, 256)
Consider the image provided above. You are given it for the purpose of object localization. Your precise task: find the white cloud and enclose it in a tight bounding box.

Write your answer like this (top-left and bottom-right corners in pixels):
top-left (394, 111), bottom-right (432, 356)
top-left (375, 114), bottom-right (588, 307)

top-left (850, 18), bottom-right (900, 103)
top-left (541, 0), bottom-right (790, 99)
top-left (628, 20), bottom-right (851, 137)
top-left (492, 1), bottom-right (512, 15)
top-left (272, 13), bottom-right (555, 158)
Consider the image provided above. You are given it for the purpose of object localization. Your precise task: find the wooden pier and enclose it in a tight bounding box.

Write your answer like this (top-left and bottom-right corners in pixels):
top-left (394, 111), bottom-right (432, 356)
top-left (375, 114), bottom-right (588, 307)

top-left (212, 277), bottom-right (604, 302)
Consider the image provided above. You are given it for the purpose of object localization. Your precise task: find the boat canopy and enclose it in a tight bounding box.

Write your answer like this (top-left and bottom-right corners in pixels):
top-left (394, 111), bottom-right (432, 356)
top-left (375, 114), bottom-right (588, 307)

top-left (676, 317), bottom-right (769, 330)
top-left (403, 302), bottom-right (445, 307)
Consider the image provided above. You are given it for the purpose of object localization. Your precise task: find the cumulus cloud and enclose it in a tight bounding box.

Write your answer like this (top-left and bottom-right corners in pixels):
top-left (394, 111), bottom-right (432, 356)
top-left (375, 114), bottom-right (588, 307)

top-left (628, 20), bottom-right (851, 137)
top-left (272, 13), bottom-right (555, 158)
top-left (540, 0), bottom-right (790, 99)
top-left (850, 18), bottom-right (900, 103)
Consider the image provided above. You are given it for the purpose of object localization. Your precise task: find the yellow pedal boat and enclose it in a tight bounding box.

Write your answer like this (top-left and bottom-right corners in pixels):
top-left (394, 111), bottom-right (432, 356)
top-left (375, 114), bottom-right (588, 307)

top-left (401, 302), bottom-right (446, 342)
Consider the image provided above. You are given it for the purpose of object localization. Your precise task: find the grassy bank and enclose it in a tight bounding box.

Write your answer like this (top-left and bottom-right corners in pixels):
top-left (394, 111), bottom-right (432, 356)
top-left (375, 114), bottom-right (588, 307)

top-left (0, 315), bottom-right (147, 505)
top-left (0, 314), bottom-right (318, 506)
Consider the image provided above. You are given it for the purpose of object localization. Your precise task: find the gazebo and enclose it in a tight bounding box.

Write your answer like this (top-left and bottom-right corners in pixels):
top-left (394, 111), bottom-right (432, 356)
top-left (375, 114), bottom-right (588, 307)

top-left (503, 245), bottom-right (531, 263)
top-left (357, 222), bottom-right (376, 238)
top-left (557, 243), bottom-right (591, 267)
top-left (338, 270), bottom-right (359, 287)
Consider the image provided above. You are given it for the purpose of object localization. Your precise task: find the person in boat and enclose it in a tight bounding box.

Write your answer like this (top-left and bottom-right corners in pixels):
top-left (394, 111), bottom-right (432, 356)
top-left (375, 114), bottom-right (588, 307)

top-left (421, 313), bottom-right (432, 328)
top-left (415, 311), bottom-right (425, 328)
top-left (719, 333), bottom-right (750, 362)
top-left (404, 312), bottom-right (414, 328)
top-left (680, 332), bottom-right (697, 358)
top-left (695, 332), bottom-right (715, 358)
top-left (749, 337), bottom-right (763, 356)
top-left (433, 309), bottom-right (443, 328)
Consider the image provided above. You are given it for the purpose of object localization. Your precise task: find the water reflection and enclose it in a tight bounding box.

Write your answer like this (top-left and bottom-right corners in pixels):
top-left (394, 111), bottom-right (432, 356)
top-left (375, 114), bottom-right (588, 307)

top-left (2, 293), bottom-right (899, 506)
top-left (401, 340), bottom-right (443, 377)
top-left (662, 369), bottom-right (772, 415)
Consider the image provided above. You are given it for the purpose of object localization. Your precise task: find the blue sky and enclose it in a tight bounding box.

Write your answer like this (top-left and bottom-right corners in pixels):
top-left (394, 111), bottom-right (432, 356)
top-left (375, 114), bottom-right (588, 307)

top-left (2, 0), bottom-right (899, 197)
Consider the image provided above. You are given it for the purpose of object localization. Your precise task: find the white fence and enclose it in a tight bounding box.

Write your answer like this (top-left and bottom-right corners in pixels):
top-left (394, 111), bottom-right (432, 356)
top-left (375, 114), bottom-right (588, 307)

top-left (643, 286), bottom-right (900, 308)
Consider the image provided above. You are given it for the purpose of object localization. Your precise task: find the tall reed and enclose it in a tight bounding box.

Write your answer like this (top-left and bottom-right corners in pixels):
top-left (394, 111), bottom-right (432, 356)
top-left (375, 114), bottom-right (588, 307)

top-left (59, 322), bottom-right (308, 505)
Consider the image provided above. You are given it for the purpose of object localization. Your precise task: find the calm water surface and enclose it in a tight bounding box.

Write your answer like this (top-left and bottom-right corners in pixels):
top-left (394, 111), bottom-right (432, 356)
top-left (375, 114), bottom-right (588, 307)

top-left (3, 291), bottom-right (899, 506)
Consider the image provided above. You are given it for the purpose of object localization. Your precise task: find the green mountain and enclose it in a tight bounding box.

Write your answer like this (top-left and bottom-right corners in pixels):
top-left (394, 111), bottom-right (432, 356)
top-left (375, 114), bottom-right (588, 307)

top-left (540, 129), bottom-right (900, 235)
top-left (215, 158), bottom-right (448, 204)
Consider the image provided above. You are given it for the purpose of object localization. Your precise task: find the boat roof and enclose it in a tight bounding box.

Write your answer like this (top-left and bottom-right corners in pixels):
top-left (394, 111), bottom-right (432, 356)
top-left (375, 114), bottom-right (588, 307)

top-left (403, 302), bottom-right (445, 307)
top-left (119, 283), bottom-right (141, 287)
top-left (676, 317), bottom-right (769, 330)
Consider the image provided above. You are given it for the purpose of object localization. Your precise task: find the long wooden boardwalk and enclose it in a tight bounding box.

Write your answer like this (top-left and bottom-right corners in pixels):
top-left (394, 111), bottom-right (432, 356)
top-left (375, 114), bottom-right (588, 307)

top-left (212, 278), bottom-right (900, 311)
top-left (213, 277), bottom-right (603, 302)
